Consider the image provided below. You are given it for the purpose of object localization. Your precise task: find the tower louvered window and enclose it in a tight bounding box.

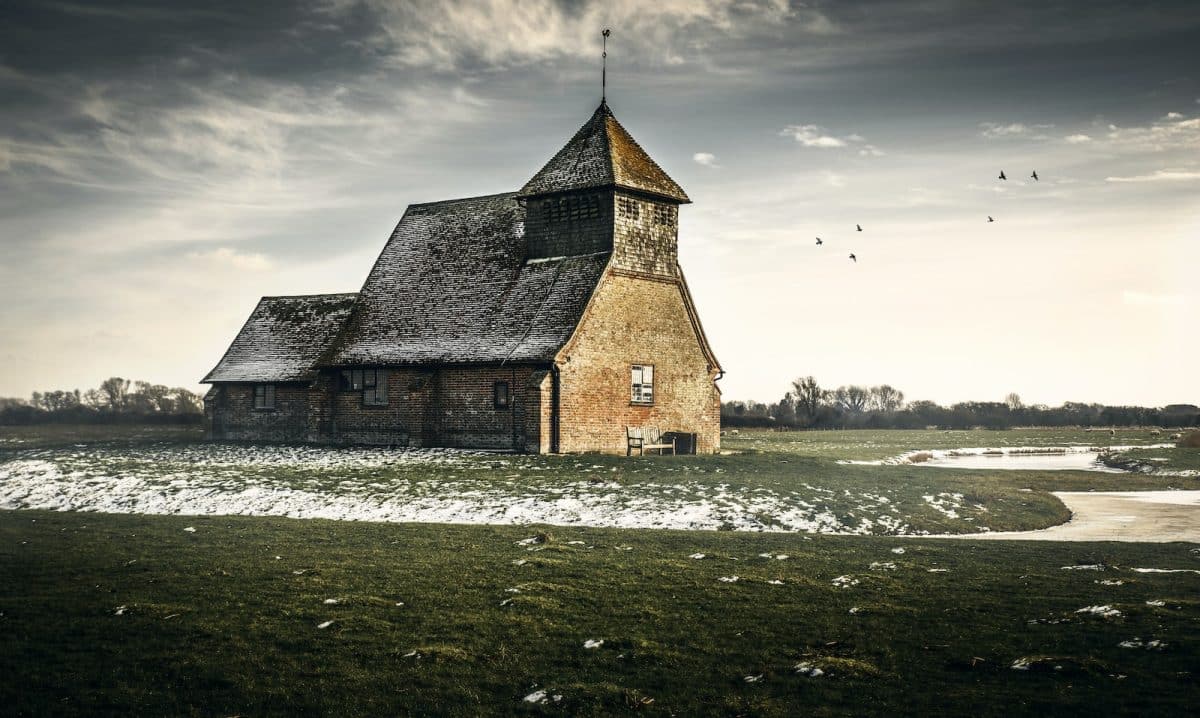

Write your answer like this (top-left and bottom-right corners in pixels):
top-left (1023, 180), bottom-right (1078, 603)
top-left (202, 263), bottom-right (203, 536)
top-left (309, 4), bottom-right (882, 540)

top-left (618, 197), bottom-right (640, 220)
top-left (652, 204), bottom-right (675, 227)
top-left (543, 194), bottom-right (601, 223)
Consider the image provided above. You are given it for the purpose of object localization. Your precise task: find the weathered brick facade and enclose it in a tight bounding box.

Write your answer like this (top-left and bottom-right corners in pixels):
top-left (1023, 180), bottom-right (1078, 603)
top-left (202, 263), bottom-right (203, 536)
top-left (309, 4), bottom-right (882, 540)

top-left (556, 270), bottom-right (721, 454)
top-left (203, 101), bottom-right (721, 453)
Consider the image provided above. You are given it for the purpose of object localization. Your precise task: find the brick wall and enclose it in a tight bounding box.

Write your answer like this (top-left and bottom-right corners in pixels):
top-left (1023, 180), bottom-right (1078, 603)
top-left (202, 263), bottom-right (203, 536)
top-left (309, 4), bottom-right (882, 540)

top-left (611, 191), bottom-right (679, 278)
top-left (288, 365), bottom-right (549, 449)
top-left (207, 383), bottom-right (311, 442)
top-left (555, 270), bottom-right (721, 454)
top-left (327, 369), bottom-right (432, 446)
top-left (524, 191), bottom-right (613, 258)
top-left (430, 366), bottom-right (537, 449)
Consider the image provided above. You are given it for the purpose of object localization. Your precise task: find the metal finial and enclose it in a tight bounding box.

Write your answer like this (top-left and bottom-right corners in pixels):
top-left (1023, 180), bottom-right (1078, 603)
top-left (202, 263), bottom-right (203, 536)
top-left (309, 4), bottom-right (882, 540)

top-left (602, 28), bottom-right (610, 103)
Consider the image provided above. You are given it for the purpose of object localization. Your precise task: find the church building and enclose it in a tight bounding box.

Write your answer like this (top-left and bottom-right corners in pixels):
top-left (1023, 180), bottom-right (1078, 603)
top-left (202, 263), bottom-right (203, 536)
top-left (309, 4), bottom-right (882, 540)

top-left (202, 101), bottom-right (722, 453)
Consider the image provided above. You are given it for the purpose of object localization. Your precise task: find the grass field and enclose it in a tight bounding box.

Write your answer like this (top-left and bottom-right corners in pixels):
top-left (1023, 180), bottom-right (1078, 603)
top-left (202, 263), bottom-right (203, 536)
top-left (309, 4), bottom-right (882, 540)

top-left (1, 426), bottom-right (1198, 715)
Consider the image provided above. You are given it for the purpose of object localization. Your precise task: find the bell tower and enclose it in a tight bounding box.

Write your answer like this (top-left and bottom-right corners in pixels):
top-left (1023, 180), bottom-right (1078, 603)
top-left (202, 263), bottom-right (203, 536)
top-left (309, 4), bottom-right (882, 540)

top-left (516, 101), bottom-right (690, 278)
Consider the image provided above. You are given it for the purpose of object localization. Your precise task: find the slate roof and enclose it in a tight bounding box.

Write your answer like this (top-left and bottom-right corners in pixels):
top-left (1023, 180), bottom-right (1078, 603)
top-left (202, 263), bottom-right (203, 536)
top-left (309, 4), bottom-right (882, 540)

top-left (324, 192), bottom-right (609, 367)
top-left (518, 101), bottom-right (690, 203)
top-left (202, 293), bottom-right (357, 382)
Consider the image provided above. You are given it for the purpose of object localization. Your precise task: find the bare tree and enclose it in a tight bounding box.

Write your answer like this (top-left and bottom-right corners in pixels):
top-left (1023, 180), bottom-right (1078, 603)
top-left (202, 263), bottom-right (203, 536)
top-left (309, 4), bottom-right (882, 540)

top-left (833, 385), bottom-right (869, 414)
top-left (99, 377), bottom-right (130, 412)
top-left (1005, 392), bottom-right (1023, 411)
top-left (791, 376), bottom-right (824, 423)
top-left (869, 385), bottom-right (906, 413)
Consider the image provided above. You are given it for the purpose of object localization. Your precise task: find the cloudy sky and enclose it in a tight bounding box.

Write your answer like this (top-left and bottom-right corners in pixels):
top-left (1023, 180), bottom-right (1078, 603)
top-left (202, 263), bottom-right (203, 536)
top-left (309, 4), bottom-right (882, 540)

top-left (2, 0), bottom-right (1198, 407)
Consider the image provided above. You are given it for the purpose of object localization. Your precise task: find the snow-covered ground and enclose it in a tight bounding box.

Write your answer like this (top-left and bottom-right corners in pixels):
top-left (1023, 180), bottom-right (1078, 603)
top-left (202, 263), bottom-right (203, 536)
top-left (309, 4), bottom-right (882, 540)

top-left (0, 443), bottom-right (934, 534)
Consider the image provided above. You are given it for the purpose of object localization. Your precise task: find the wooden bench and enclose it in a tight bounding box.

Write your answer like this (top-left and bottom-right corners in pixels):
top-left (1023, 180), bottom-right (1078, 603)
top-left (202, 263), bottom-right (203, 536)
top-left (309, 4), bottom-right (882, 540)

top-left (626, 426), bottom-right (676, 456)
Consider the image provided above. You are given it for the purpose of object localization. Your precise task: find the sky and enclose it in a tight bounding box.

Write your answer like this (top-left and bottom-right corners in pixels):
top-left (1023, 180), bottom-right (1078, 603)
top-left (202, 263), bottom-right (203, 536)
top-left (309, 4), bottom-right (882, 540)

top-left (1, 0), bottom-right (1198, 408)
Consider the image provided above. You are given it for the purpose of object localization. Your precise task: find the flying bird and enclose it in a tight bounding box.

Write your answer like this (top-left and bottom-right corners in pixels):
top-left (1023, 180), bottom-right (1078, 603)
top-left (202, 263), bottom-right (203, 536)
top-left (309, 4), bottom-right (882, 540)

top-left (999, 170), bottom-right (1007, 180)
top-left (988, 216), bottom-right (995, 222)
top-left (856, 224), bottom-right (863, 232)
top-left (849, 253), bottom-right (857, 262)
top-left (816, 237), bottom-right (823, 245)
top-left (1031, 170), bottom-right (1039, 181)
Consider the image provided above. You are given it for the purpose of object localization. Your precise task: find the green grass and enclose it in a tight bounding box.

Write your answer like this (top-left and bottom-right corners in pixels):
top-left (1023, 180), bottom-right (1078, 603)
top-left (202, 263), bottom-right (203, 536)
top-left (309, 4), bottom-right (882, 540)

top-left (1100, 447), bottom-right (1200, 475)
top-left (0, 423), bottom-right (204, 448)
top-left (1, 511), bottom-right (1197, 717)
top-left (1, 426), bottom-right (1198, 714)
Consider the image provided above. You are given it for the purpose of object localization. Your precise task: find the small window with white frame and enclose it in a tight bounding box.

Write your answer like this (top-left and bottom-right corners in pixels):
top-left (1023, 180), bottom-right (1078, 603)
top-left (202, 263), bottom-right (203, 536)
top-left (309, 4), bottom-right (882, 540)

top-left (630, 364), bottom-right (654, 405)
top-left (253, 384), bottom-right (276, 410)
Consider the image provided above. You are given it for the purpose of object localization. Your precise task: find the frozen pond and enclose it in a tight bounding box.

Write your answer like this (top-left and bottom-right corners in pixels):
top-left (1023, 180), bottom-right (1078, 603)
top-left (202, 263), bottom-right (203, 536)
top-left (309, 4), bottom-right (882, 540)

top-left (844, 444), bottom-right (1177, 472)
top-left (918, 451), bottom-right (1122, 472)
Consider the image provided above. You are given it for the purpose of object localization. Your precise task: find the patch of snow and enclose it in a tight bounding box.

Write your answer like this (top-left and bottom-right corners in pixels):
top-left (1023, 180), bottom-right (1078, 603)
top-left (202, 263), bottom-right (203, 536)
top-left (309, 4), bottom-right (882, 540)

top-left (1096, 579), bottom-right (1125, 586)
top-left (869, 561), bottom-right (896, 571)
top-left (114, 605), bottom-right (127, 616)
top-left (1145, 599), bottom-right (1165, 607)
top-left (1075, 605), bottom-right (1122, 618)
top-left (583, 639), bottom-right (604, 649)
top-left (1061, 564), bottom-right (1106, 571)
top-left (795, 662), bottom-right (824, 677)
top-left (831, 575), bottom-right (859, 588)
top-left (922, 493), bottom-right (964, 519)
top-left (1130, 568), bottom-right (1200, 574)
top-left (1119, 638), bottom-right (1166, 650)
top-left (0, 447), bottom-right (931, 535)
top-left (767, 579), bottom-right (784, 585)
top-left (183, 527), bottom-right (196, 533)
top-left (927, 568), bottom-right (950, 573)
top-left (689, 553), bottom-right (706, 559)
top-left (718, 576), bottom-right (740, 583)
top-left (317, 620), bottom-right (334, 629)
top-left (323, 598), bottom-right (339, 605)
top-left (743, 674), bottom-right (763, 683)
top-left (891, 547), bottom-right (906, 554)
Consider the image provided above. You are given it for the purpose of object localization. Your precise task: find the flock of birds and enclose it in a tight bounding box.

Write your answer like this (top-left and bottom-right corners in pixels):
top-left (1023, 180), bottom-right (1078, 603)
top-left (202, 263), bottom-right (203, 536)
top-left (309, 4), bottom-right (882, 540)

top-left (822, 169), bottom-right (1041, 263)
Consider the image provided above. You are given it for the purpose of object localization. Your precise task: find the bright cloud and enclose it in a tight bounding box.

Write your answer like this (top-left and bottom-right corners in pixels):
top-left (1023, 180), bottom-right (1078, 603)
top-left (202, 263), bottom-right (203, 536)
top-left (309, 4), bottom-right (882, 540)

top-left (187, 247), bottom-right (273, 271)
top-left (1064, 133), bottom-right (1093, 143)
top-left (780, 125), bottom-right (881, 154)
top-left (1105, 169), bottom-right (1200, 183)
top-left (692, 152), bottom-right (719, 167)
top-left (980, 122), bottom-right (1054, 139)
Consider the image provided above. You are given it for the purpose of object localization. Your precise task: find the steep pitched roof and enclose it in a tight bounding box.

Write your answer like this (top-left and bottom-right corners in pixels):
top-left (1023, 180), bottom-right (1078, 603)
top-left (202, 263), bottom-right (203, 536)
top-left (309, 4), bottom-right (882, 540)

top-left (324, 192), bottom-right (608, 366)
top-left (517, 102), bottom-right (690, 203)
top-left (203, 293), bottom-right (357, 383)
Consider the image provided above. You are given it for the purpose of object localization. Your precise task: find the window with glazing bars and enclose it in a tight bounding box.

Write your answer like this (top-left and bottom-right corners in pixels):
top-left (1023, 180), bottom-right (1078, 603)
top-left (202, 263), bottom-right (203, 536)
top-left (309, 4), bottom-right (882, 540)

top-left (253, 384), bottom-right (275, 410)
top-left (630, 365), bottom-right (654, 404)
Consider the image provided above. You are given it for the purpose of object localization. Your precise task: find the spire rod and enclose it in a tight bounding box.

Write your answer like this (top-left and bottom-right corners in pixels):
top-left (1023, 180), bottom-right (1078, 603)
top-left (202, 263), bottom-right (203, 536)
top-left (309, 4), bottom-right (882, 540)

top-left (601, 28), bottom-right (610, 103)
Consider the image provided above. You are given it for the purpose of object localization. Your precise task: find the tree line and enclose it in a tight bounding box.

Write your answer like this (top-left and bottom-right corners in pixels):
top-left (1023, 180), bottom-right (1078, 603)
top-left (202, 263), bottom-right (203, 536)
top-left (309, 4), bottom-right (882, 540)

top-left (722, 376), bottom-right (1200, 430)
top-left (0, 378), bottom-right (204, 425)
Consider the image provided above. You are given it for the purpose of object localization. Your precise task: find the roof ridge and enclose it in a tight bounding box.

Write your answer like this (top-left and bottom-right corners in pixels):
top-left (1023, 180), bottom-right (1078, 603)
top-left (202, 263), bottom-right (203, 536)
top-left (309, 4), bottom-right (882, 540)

top-left (408, 191), bottom-right (517, 210)
top-left (260, 292), bottom-right (358, 300)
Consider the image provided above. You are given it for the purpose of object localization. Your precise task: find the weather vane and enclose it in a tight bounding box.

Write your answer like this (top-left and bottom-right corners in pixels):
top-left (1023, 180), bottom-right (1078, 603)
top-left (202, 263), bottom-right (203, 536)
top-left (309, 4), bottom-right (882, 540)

top-left (602, 28), bottom-right (611, 103)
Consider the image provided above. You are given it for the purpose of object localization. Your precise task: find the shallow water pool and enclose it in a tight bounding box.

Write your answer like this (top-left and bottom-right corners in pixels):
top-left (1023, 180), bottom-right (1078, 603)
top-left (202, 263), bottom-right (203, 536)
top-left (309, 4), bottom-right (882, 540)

top-left (918, 451), bottom-right (1123, 472)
